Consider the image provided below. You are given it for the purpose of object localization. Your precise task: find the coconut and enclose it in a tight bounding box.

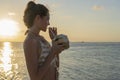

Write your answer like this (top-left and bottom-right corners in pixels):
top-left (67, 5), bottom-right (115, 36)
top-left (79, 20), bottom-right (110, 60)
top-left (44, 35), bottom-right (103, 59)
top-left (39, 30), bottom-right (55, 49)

top-left (53, 34), bottom-right (69, 49)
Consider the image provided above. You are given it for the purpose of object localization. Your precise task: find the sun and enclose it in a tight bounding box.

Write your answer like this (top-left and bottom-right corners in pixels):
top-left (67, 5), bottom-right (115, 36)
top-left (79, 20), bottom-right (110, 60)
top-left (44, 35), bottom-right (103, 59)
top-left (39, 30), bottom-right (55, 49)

top-left (0, 18), bottom-right (19, 37)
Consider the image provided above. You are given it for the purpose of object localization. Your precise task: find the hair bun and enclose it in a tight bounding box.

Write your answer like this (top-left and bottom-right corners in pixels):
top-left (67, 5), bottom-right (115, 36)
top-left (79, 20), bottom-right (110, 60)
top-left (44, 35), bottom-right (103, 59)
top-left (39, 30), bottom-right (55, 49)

top-left (27, 1), bottom-right (36, 8)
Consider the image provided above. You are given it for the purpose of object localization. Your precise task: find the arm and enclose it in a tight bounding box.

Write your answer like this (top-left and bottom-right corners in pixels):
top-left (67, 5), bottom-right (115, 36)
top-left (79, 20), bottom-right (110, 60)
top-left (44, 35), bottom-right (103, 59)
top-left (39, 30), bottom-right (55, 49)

top-left (24, 39), bottom-right (62, 80)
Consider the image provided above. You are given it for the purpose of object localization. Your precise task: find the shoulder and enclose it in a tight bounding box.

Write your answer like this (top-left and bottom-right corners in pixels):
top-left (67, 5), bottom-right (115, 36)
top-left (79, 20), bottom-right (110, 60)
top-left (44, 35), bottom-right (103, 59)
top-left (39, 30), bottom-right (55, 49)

top-left (24, 35), bottom-right (38, 49)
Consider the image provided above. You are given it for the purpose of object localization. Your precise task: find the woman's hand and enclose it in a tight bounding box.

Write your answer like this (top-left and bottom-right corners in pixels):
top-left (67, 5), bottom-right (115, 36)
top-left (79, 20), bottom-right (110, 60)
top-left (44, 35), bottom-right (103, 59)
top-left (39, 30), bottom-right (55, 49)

top-left (51, 40), bottom-right (64, 54)
top-left (48, 27), bottom-right (57, 40)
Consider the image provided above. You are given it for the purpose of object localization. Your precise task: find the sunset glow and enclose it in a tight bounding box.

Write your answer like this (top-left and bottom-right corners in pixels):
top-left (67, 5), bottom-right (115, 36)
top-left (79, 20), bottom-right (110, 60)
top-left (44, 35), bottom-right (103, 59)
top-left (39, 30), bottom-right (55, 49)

top-left (0, 19), bottom-right (19, 37)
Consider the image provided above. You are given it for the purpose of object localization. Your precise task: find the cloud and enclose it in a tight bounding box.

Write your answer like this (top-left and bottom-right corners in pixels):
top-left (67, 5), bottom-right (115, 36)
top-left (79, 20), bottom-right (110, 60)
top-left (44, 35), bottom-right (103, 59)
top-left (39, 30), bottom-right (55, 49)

top-left (8, 12), bottom-right (16, 16)
top-left (92, 5), bottom-right (104, 11)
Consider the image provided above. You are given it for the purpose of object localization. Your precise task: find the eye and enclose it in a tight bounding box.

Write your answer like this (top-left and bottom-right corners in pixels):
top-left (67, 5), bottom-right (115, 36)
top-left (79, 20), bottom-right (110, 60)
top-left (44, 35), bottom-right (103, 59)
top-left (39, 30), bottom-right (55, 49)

top-left (47, 16), bottom-right (50, 20)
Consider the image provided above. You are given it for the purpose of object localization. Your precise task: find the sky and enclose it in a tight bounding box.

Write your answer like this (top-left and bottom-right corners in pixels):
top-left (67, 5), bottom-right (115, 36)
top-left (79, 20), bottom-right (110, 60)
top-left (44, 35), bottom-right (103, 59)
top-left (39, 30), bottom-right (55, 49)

top-left (0, 0), bottom-right (120, 42)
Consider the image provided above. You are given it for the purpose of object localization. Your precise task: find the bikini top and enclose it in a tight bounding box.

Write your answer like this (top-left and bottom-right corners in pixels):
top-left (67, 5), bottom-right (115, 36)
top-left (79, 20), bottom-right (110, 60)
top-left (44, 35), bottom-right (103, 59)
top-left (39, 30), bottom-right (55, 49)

top-left (26, 31), bottom-right (58, 68)
top-left (38, 36), bottom-right (57, 68)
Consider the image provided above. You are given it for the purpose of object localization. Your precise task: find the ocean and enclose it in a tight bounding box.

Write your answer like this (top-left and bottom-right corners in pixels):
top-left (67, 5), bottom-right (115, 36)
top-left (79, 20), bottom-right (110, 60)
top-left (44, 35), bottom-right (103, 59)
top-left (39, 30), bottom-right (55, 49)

top-left (0, 42), bottom-right (120, 80)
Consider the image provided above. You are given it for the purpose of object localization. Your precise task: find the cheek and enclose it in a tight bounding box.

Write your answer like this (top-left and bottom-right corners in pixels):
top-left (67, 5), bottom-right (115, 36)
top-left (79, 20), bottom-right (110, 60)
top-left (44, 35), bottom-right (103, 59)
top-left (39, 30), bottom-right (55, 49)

top-left (43, 21), bottom-right (47, 28)
top-left (41, 20), bottom-right (46, 26)
top-left (45, 21), bottom-right (48, 26)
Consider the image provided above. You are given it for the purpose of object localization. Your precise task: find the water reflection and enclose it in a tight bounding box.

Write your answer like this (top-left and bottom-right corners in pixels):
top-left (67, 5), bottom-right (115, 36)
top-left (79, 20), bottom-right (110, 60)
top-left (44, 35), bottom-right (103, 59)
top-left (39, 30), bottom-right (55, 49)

top-left (1, 42), bottom-right (13, 72)
top-left (0, 42), bottom-right (19, 80)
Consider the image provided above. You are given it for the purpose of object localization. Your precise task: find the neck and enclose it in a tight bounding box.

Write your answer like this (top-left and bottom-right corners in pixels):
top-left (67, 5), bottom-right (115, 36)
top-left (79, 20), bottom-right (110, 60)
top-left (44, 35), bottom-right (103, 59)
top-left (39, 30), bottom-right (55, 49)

top-left (29, 26), bottom-right (40, 35)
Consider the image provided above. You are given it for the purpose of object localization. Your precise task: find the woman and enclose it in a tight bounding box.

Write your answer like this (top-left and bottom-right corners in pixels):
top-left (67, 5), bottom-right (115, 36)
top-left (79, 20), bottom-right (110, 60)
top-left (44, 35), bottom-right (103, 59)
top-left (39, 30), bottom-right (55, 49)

top-left (23, 1), bottom-right (64, 80)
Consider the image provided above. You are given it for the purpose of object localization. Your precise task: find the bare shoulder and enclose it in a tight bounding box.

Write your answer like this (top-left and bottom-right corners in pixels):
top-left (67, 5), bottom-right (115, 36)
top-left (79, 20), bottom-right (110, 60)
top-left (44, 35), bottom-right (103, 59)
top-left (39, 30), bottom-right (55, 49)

top-left (23, 36), bottom-right (38, 49)
top-left (23, 35), bottom-right (42, 59)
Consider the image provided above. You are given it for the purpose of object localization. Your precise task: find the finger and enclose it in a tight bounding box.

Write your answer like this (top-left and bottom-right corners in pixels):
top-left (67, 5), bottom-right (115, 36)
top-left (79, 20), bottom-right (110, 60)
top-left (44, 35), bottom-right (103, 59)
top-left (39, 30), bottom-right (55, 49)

top-left (48, 27), bottom-right (52, 34)
top-left (49, 27), bottom-right (57, 36)
top-left (53, 27), bottom-right (55, 32)
top-left (52, 27), bottom-right (55, 35)
top-left (53, 27), bottom-right (55, 34)
top-left (48, 27), bottom-right (52, 31)
top-left (54, 27), bottom-right (56, 31)
top-left (49, 27), bottom-right (53, 33)
top-left (58, 45), bottom-right (65, 51)
top-left (52, 27), bottom-right (54, 30)
top-left (55, 27), bottom-right (57, 35)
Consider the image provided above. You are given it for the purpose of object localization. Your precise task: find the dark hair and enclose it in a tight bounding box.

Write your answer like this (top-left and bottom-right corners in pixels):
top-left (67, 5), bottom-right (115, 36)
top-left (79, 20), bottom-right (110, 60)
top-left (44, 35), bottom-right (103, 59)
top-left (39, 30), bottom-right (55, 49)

top-left (23, 1), bottom-right (49, 28)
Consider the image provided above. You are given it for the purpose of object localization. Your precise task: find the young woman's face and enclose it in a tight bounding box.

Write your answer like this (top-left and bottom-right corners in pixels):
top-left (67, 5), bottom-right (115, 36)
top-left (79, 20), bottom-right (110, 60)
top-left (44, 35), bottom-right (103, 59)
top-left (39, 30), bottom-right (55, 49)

top-left (38, 13), bottom-right (50, 32)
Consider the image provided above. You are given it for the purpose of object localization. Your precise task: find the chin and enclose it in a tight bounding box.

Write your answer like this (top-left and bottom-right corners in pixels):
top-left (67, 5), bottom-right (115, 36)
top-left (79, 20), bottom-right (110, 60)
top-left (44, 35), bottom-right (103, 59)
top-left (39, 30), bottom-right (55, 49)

top-left (42, 26), bottom-right (47, 32)
top-left (42, 29), bottom-right (47, 32)
top-left (43, 30), bottom-right (46, 32)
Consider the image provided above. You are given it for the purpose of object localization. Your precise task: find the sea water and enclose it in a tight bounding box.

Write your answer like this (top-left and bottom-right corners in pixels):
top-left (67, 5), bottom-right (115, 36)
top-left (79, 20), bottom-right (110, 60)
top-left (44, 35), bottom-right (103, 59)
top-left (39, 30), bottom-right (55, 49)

top-left (0, 42), bottom-right (120, 80)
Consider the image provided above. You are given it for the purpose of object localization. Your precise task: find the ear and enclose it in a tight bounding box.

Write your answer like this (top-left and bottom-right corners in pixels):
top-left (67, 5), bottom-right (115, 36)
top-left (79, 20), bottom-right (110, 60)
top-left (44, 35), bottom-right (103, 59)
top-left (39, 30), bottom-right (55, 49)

top-left (34, 15), bottom-right (41, 22)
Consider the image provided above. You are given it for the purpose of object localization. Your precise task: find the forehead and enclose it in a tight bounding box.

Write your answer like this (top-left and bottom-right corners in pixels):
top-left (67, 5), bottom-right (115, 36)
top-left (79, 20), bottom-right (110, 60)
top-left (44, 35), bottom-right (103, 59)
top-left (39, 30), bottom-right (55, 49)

top-left (41, 13), bottom-right (50, 20)
top-left (47, 13), bottom-right (50, 18)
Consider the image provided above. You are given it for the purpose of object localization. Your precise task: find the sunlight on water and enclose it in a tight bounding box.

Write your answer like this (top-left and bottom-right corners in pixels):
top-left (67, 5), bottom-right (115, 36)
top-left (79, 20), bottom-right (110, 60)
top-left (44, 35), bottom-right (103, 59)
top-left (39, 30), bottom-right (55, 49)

top-left (0, 42), bottom-right (120, 80)
top-left (0, 42), bottom-right (19, 80)
top-left (1, 42), bottom-right (13, 72)
top-left (0, 42), bottom-right (29, 80)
